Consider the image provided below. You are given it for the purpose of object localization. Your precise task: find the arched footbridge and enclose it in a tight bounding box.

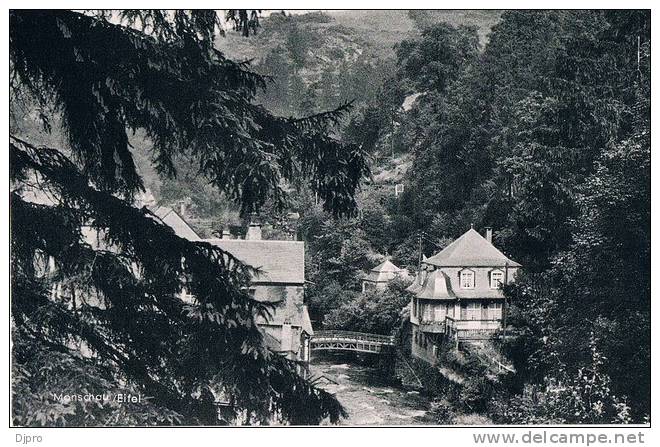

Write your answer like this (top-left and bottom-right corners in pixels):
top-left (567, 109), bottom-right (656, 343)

top-left (311, 330), bottom-right (395, 354)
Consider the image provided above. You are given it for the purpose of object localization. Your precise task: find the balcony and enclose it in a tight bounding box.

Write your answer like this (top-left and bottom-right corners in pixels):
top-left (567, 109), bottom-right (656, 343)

top-left (445, 316), bottom-right (501, 340)
top-left (418, 320), bottom-right (446, 333)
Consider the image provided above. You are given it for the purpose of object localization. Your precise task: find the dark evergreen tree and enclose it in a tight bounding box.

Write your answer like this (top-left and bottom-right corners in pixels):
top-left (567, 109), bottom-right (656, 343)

top-left (10, 10), bottom-right (370, 425)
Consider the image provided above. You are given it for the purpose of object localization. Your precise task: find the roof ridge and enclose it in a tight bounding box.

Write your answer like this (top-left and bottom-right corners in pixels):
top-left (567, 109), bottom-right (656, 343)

top-left (203, 238), bottom-right (304, 244)
top-left (425, 228), bottom-right (521, 268)
top-left (371, 259), bottom-right (401, 272)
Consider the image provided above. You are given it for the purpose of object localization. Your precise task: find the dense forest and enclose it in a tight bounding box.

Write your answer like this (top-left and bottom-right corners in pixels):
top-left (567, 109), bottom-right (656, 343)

top-left (11, 10), bottom-right (650, 425)
top-left (156, 10), bottom-right (650, 423)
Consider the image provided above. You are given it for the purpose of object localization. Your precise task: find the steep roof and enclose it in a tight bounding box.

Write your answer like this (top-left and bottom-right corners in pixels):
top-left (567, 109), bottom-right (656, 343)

top-left (416, 270), bottom-right (455, 301)
top-left (204, 239), bottom-right (305, 284)
top-left (408, 266), bottom-right (508, 300)
top-left (78, 206), bottom-right (201, 250)
top-left (372, 259), bottom-right (401, 273)
top-left (406, 265), bottom-right (428, 294)
top-left (425, 228), bottom-right (521, 268)
top-left (301, 305), bottom-right (314, 336)
top-left (152, 206), bottom-right (201, 241)
top-left (364, 259), bottom-right (404, 283)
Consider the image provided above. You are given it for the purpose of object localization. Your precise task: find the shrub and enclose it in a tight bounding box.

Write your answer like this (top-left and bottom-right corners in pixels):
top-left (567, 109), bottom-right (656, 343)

top-left (489, 342), bottom-right (632, 424)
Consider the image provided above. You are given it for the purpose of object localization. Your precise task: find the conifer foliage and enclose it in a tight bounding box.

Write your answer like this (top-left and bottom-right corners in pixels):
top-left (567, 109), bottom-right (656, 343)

top-left (10, 10), bottom-right (364, 425)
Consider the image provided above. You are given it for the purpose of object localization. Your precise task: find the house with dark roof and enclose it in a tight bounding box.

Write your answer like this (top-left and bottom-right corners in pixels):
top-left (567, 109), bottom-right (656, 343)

top-left (204, 223), bottom-right (313, 366)
top-left (407, 227), bottom-right (521, 364)
top-left (148, 207), bottom-right (313, 366)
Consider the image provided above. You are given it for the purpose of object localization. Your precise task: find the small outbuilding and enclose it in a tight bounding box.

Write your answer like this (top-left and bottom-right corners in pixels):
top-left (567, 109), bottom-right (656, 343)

top-left (362, 259), bottom-right (404, 292)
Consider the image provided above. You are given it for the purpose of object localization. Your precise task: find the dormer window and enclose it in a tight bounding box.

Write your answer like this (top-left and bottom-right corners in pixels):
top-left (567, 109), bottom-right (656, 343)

top-left (460, 270), bottom-right (475, 289)
top-left (490, 270), bottom-right (504, 289)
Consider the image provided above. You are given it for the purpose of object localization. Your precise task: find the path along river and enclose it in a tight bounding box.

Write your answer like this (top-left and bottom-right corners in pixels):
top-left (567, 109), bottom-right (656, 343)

top-left (311, 353), bottom-right (437, 425)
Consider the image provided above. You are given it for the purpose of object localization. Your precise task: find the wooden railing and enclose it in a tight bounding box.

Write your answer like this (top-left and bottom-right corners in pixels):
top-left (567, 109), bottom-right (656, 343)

top-left (418, 320), bottom-right (446, 333)
top-left (445, 316), bottom-right (502, 340)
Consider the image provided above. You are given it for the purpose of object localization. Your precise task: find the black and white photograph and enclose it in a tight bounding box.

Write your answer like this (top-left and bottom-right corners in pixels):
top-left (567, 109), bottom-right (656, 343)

top-left (5, 3), bottom-right (655, 444)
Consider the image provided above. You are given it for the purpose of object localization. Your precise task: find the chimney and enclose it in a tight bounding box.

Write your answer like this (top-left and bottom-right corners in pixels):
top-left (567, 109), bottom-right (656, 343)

top-left (179, 199), bottom-right (188, 218)
top-left (245, 213), bottom-right (262, 240)
top-left (281, 323), bottom-right (292, 353)
top-left (485, 227), bottom-right (493, 244)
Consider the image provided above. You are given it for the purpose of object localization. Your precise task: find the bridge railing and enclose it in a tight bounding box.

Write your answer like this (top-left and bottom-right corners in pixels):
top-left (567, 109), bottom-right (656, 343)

top-left (312, 330), bottom-right (395, 345)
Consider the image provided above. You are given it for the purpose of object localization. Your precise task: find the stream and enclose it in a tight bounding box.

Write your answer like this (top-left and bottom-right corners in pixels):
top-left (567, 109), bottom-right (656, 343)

top-left (311, 352), bottom-right (437, 425)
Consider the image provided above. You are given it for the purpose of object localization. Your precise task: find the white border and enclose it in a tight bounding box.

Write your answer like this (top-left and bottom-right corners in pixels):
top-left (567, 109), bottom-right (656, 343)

top-left (2, 2), bottom-right (657, 446)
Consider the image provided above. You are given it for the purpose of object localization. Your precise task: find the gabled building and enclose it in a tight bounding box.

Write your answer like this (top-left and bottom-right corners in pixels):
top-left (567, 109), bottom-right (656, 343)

top-left (137, 205), bottom-right (314, 366)
top-left (362, 259), bottom-right (404, 292)
top-left (152, 205), bottom-right (202, 242)
top-left (408, 227), bottom-right (521, 364)
top-left (204, 222), bottom-right (313, 365)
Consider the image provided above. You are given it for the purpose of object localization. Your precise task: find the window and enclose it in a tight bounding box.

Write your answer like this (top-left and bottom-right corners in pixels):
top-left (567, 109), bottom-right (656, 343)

top-left (460, 270), bottom-right (475, 289)
top-left (488, 302), bottom-right (503, 320)
top-left (434, 304), bottom-right (447, 321)
top-left (460, 302), bottom-right (480, 320)
top-left (423, 303), bottom-right (432, 321)
top-left (467, 302), bottom-right (480, 320)
top-left (490, 270), bottom-right (504, 289)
